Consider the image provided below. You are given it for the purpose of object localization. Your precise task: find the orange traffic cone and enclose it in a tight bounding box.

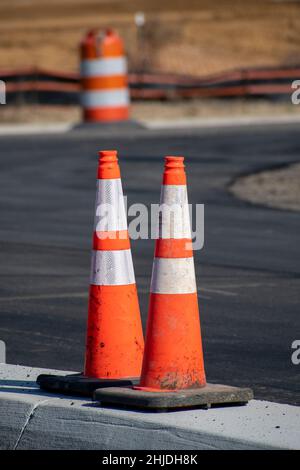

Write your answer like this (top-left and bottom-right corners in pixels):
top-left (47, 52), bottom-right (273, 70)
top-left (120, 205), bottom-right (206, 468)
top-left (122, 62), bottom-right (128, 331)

top-left (37, 150), bottom-right (144, 396)
top-left (136, 156), bottom-right (206, 391)
top-left (95, 156), bottom-right (253, 409)
top-left (84, 150), bottom-right (144, 378)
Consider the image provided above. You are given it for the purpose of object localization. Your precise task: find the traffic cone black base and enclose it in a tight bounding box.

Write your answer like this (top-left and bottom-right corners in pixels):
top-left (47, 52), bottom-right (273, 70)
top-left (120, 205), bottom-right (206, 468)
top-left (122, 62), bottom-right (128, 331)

top-left (94, 383), bottom-right (253, 410)
top-left (37, 373), bottom-right (139, 397)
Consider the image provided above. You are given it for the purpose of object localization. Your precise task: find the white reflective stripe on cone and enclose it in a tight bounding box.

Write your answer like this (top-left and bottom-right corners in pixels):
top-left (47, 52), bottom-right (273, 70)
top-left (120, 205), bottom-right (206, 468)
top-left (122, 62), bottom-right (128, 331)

top-left (160, 185), bottom-right (188, 205)
top-left (80, 57), bottom-right (127, 77)
top-left (159, 185), bottom-right (191, 239)
top-left (150, 257), bottom-right (197, 294)
top-left (81, 89), bottom-right (129, 108)
top-left (90, 250), bottom-right (135, 285)
top-left (94, 179), bottom-right (127, 232)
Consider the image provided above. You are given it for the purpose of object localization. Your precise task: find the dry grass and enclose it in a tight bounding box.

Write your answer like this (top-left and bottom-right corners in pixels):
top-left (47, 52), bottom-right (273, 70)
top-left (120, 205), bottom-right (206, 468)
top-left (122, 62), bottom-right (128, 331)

top-left (0, 0), bottom-right (300, 76)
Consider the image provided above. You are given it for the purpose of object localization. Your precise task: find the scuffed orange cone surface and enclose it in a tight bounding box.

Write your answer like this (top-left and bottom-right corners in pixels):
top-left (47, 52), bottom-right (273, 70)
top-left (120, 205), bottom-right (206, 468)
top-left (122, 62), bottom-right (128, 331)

top-left (137, 156), bottom-right (206, 391)
top-left (84, 150), bottom-right (144, 379)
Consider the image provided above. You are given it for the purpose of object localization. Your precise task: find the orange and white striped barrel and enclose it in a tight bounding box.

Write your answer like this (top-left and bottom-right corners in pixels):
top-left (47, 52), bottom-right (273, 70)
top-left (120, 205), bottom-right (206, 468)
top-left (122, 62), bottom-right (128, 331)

top-left (137, 156), bottom-right (206, 391)
top-left (80, 29), bottom-right (130, 122)
top-left (84, 150), bottom-right (144, 379)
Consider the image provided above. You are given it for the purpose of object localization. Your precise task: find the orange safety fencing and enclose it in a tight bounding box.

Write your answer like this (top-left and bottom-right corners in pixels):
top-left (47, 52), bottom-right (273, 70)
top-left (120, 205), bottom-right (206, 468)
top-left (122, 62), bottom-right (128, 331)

top-left (1, 65), bottom-right (299, 103)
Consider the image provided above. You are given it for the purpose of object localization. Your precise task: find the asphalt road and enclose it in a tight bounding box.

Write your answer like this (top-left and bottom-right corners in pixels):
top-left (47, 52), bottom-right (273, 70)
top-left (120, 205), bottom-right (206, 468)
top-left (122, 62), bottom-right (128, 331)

top-left (0, 121), bottom-right (299, 405)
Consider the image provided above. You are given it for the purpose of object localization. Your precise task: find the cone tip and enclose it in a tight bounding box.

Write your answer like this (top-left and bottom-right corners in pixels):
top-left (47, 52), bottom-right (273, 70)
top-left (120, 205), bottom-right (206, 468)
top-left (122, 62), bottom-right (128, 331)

top-left (163, 156), bottom-right (186, 185)
top-left (98, 150), bottom-right (118, 162)
top-left (164, 156), bottom-right (185, 168)
top-left (165, 156), bottom-right (185, 162)
top-left (97, 150), bottom-right (120, 179)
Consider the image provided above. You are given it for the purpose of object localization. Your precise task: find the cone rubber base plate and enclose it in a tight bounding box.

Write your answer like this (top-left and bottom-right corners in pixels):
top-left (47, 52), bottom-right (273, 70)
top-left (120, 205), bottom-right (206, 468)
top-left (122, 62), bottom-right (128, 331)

top-left (37, 373), bottom-right (139, 397)
top-left (94, 383), bottom-right (254, 410)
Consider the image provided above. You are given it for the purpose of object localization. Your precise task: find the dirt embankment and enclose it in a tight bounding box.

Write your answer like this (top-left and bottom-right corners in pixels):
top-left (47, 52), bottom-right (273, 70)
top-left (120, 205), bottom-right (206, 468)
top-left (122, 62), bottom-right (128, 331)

top-left (230, 163), bottom-right (300, 212)
top-left (0, 0), bottom-right (300, 76)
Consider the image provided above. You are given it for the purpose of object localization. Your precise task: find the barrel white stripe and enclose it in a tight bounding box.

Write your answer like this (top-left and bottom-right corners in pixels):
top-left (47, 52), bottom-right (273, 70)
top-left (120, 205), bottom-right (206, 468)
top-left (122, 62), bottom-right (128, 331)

top-left (150, 257), bottom-right (196, 294)
top-left (90, 250), bottom-right (135, 285)
top-left (159, 185), bottom-right (191, 239)
top-left (94, 179), bottom-right (127, 231)
top-left (81, 89), bottom-right (129, 107)
top-left (80, 57), bottom-right (127, 77)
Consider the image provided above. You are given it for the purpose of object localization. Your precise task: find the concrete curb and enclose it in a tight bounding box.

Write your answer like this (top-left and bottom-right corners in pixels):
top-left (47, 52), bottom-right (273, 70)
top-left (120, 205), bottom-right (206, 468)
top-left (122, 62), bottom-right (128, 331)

top-left (1, 114), bottom-right (300, 136)
top-left (141, 114), bottom-right (300, 130)
top-left (0, 123), bottom-right (74, 136)
top-left (0, 341), bottom-right (5, 363)
top-left (0, 364), bottom-right (299, 450)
